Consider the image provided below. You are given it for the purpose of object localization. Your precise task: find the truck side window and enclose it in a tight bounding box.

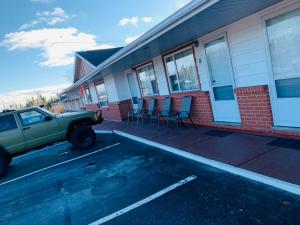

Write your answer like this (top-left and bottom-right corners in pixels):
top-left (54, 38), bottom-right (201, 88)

top-left (19, 110), bottom-right (45, 126)
top-left (0, 115), bottom-right (18, 132)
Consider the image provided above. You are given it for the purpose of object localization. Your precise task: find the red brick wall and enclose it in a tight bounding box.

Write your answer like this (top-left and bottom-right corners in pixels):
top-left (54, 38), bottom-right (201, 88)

top-left (85, 99), bottom-right (132, 121)
top-left (85, 104), bottom-right (100, 111)
top-left (87, 86), bottom-right (300, 139)
top-left (118, 99), bottom-right (133, 120)
top-left (235, 85), bottom-right (273, 132)
top-left (143, 91), bottom-right (214, 126)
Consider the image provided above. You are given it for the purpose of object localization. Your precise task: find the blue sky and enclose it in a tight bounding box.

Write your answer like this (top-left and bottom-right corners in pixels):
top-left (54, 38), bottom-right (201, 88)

top-left (0, 0), bottom-right (190, 107)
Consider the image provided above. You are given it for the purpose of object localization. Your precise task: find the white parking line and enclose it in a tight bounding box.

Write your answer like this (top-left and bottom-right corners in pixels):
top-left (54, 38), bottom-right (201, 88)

top-left (14, 142), bottom-right (69, 160)
top-left (0, 143), bottom-right (120, 187)
top-left (89, 175), bottom-right (197, 225)
top-left (94, 130), bottom-right (114, 134)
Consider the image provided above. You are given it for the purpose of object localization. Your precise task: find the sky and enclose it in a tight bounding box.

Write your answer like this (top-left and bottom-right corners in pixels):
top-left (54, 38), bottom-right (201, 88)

top-left (0, 0), bottom-right (191, 108)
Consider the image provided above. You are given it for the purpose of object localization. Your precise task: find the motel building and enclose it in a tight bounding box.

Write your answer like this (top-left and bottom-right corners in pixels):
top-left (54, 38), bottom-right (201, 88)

top-left (62, 0), bottom-right (300, 139)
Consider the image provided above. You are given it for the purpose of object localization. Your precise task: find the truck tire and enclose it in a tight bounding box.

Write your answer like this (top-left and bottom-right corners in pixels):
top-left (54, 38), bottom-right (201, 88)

top-left (0, 155), bottom-right (9, 178)
top-left (71, 127), bottom-right (96, 150)
top-left (0, 147), bottom-right (12, 165)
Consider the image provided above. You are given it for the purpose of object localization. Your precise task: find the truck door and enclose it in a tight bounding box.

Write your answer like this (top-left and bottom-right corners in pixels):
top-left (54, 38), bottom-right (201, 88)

top-left (18, 109), bottom-right (61, 149)
top-left (0, 114), bottom-right (26, 154)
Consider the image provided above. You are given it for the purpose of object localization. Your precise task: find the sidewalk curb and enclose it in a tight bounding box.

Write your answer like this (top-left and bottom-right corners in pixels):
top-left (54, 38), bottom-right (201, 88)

top-left (112, 129), bottom-right (300, 196)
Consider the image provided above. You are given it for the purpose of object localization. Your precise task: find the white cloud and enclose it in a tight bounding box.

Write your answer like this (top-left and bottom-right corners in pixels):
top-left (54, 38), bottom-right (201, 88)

top-left (119, 17), bottom-right (139, 26)
top-left (141, 17), bottom-right (154, 23)
top-left (125, 35), bottom-right (141, 44)
top-left (176, 0), bottom-right (192, 9)
top-left (0, 84), bottom-right (70, 110)
top-left (2, 28), bottom-right (115, 67)
top-left (19, 7), bottom-right (73, 30)
top-left (119, 16), bottom-right (154, 26)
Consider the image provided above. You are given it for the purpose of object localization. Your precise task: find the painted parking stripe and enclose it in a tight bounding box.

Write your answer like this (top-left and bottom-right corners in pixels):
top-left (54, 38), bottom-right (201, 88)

top-left (89, 175), bottom-right (197, 225)
top-left (94, 130), bottom-right (114, 134)
top-left (113, 130), bottom-right (300, 196)
top-left (14, 141), bottom-right (69, 160)
top-left (0, 143), bottom-right (120, 187)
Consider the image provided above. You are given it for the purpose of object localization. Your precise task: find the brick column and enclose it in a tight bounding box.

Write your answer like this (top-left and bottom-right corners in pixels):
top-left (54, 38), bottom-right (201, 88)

top-left (86, 100), bottom-right (132, 121)
top-left (85, 104), bottom-right (100, 111)
top-left (236, 85), bottom-right (273, 132)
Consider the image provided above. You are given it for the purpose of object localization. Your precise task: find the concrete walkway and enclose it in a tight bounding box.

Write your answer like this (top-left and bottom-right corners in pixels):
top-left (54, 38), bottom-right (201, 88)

top-left (94, 120), bottom-right (300, 186)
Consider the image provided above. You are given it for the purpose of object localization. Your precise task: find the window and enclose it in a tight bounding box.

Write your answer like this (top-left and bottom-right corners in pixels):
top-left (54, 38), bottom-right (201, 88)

top-left (19, 110), bottom-right (45, 126)
top-left (95, 81), bottom-right (109, 108)
top-left (165, 48), bottom-right (199, 92)
top-left (84, 86), bottom-right (92, 103)
top-left (266, 7), bottom-right (300, 98)
top-left (0, 115), bottom-right (17, 133)
top-left (137, 64), bottom-right (159, 96)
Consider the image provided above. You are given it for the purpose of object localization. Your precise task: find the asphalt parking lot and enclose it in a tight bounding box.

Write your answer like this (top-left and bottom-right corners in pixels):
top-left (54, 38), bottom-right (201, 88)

top-left (0, 134), bottom-right (300, 225)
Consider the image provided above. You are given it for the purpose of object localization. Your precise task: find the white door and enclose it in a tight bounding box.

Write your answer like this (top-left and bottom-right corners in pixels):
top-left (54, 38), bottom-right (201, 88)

top-left (266, 7), bottom-right (300, 128)
top-left (127, 73), bottom-right (140, 110)
top-left (204, 36), bottom-right (241, 123)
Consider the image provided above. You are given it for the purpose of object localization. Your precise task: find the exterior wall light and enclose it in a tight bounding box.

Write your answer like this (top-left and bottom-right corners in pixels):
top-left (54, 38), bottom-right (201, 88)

top-left (193, 40), bottom-right (199, 48)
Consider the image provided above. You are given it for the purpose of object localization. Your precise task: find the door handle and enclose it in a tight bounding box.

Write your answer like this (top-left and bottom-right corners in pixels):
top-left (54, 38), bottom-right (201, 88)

top-left (22, 127), bottom-right (31, 131)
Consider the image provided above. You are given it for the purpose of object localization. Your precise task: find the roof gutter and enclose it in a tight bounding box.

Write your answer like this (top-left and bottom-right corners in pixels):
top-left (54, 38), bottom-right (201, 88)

top-left (63, 0), bottom-right (219, 93)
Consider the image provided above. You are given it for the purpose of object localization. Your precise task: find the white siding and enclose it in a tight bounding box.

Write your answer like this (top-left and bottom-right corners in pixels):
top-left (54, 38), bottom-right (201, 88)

top-left (196, 13), bottom-right (270, 89)
top-left (153, 56), bottom-right (169, 96)
top-left (227, 14), bottom-right (269, 87)
top-left (79, 59), bottom-right (94, 80)
top-left (88, 82), bottom-right (98, 104)
top-left (194, 44), bottom-right (211, 91)
top-left (114, 71), bottom-right (132, 101)
top-left (104, 75), bottom-right (119, 102)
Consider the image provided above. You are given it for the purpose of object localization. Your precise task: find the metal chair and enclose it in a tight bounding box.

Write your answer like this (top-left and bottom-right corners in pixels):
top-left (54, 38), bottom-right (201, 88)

top-left (136, 98), bottom-right (156, 125)
top-left (128, 99), bottom-right (144, 124)
top-left (167, 96), bottom-right (195, 127)
top-left (151, 97), bottom-right (172, 125)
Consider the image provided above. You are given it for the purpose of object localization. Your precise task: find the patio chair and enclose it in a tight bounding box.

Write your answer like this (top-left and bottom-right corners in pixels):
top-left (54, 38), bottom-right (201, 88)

top-left (151, 97), bottom-right (172, 125)
top-left (167, 96), bottom-right (195, 127)
top-left (127, 99), bottom-right (144, 124)
top-left (136, 98), bottom-right (156, 125)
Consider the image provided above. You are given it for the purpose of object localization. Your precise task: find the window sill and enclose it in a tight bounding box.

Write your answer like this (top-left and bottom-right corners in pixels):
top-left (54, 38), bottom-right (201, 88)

top-left (169, 89), bottom-right (201, 95)
top-left (142, 94), bottom-right (159, 97)
top-left (213, 122), bottom-right (242, 127)
top-left (272, 126), bottom-right (300, 133)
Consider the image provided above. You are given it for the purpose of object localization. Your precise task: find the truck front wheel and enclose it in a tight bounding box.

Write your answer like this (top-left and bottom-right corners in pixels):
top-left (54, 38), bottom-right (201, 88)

top-left (0, 155), bottom-right (9, 178)
top-left (0, 147), bottom-right (12, 165)
top-left (71, 127), bottom-right (96, 149)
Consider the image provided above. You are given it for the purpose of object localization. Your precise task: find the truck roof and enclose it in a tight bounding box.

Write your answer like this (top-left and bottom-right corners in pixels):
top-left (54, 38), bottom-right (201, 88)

top-left (0, 106), bottom-right (40, 115)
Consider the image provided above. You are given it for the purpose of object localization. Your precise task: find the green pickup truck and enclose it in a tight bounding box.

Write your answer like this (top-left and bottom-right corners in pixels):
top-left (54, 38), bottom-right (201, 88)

top-left (0, 106), bottom-right (103, 177)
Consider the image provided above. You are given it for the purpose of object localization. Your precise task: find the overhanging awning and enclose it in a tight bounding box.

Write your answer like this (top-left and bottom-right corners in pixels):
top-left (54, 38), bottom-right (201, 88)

top-left (64, 0), bottom-right (283, 93)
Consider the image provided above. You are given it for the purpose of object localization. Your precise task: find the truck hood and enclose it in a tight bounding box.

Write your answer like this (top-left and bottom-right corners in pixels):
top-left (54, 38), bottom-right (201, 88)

top-left (56, 111), bottom-right (93, 118)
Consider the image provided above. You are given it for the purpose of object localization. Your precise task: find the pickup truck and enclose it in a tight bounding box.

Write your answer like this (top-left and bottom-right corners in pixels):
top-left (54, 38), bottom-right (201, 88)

top-left (0, 106), bottom-right (103, 177)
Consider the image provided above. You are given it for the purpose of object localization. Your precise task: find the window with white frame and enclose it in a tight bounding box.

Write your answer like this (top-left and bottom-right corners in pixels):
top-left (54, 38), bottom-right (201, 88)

top-left (266, 7), bottom-right (300, 98)
top-left (137, 63), bottom-right (159, 96)
top-left (95, 81), bottom-right (109, 108)
top-left (165, 48), bottom-right (199, 92)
